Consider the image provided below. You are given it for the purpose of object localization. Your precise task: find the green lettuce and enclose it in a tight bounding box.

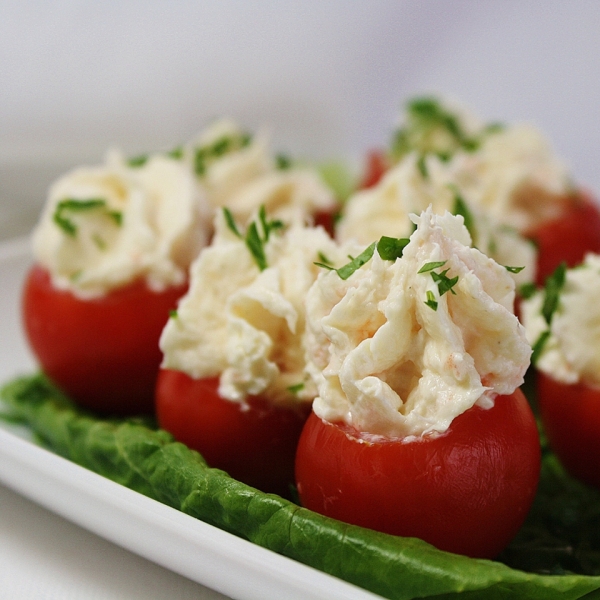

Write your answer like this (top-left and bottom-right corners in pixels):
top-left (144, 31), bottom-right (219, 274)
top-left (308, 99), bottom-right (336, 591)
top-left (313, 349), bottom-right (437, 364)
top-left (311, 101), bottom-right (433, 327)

top-left (2, 373), bottom-right (600, 600)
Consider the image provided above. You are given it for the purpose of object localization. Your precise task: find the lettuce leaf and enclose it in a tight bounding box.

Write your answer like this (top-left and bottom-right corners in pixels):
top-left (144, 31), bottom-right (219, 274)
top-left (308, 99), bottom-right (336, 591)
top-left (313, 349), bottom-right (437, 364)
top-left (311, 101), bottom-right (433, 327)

top-left (2, 373), bottom-right (600, 600)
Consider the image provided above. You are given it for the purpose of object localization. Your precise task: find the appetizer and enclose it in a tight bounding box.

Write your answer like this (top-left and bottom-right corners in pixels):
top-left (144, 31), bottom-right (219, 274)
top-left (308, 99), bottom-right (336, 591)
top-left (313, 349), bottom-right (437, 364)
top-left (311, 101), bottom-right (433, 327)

top-left (521, 257), bottom-right (600, 489)
top-left (348, 96), bottom-right (600, 285)
top-left (180, 118), bottom-right (339, 232)
top-left (22, 119), bottom-right (340, 416)
top-left (23, 151), bottom-right (210, 414)
top-left (156, 208), bottom-right (357, 496)
top-left (296, 207), bottom-right (541, 558)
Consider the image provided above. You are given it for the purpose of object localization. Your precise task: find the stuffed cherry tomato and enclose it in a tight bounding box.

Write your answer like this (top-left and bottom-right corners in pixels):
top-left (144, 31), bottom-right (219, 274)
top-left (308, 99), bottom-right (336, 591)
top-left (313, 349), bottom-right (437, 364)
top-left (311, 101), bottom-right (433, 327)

top-left (296, 389), bottom-right (540, 559)
top-left (23, 153), bottom-right (208, 414)
top-left (536, 373), bottom-right (600, 489)
top-left (157, 210), bottom-right (352, 497)
top-left (156, 370), bottom-right (309, 497)
top-left (23, 265), bottom-right (186, 415)
top-left (301, 207), bottom-right (538, 558)
top-left (526, 193), bottom-right (600, 286)
top-left (521, 254), bottom-right (600, 489)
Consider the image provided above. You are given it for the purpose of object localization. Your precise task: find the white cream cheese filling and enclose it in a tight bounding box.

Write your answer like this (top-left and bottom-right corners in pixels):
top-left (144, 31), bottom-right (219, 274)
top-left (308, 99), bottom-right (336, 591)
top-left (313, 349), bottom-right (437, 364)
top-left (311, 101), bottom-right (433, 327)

top-left (305, 207), bottom-right (531, 439)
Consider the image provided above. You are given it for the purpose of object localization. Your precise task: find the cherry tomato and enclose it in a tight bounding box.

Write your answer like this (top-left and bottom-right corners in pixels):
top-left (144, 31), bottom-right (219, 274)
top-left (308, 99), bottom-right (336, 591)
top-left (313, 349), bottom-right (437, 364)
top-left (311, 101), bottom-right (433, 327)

top-left (359, 150), bottom-right (388, 189)
top-left (22, 265), bottom-right (186, 416)
top-left (295, 389), bottom-right (540, 558)
top-left (313, 208), bottom-right (338, 238)
top-left (537, 372), bottom-right (600, 489)
top-left (155, 369), bottom-right (310, 497)
top-left (526, 193), bottom-right (600, 286)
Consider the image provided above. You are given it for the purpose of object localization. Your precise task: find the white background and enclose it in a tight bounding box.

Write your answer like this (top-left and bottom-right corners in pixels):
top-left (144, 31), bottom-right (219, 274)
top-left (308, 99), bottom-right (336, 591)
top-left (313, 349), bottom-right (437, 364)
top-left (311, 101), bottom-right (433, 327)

top-left (2, 0), bottom-right (600, 237)
top-left (1, 2), bottom-right (600, 598)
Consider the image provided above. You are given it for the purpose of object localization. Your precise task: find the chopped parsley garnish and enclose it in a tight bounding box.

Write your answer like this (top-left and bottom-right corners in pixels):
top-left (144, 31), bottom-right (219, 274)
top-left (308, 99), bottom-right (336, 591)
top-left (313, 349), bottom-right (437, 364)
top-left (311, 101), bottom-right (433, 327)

top-left (519, 282), bottom-right (538, 300)
top-left (530, 262), bottom-right (567, 366)
top-left (127, 155), bottom-right (149, 168)
top-left (449, 185), bottom-right (476, 240)
top-left (336, 244), bottom-right (377, 280)
top-left (419, 260), bottom-right (459, 308)
top-left (416, 155), bottom-right (429, 179)
top-left (531, 330), bottom-right (551, 365)
top-left (314, 235), bottom-right (410, 280)
top-left (377, 236), bottom-right (410, 261)
top-left (390, 96), bottom-right (504, 162)
top-left (169, 309), bottom-right (178, 319)
top-left (245, 222), bottom-right (268, 271)
top-left (276, 154), bottom-right (292, 170)
top-left (195, 133), bottom-right (251, 176)
top-left (53, 198), bottom-right (122, 238)
top-left (258, 205), bottom-right (284, 242)
top-left (541, 262), bottom-right (567, 325)
top-left (168, 146), bottom-right (184, 160)
top-left (223, 207), bottom-right (243, 238)
top-left (425, 290), bottom-right (438, 311)
top-left (287, 383), bottom-right (305, 394)
top-left (505, 265), bottom-right (525, 274)
top-left (316, 251), bottom-right (333, 266)
top-left (418, 261), bottom-right (447, 274)
top-left (431, 269), bottom-right (459, 296)
top-left (222, 206), bottom-right (284, 271)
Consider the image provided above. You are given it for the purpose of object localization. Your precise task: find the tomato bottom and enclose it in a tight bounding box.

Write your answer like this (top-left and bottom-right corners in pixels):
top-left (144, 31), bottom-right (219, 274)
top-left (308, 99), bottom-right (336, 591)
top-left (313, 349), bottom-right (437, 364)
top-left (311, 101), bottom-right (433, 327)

top-left (156, 369), bottom-right (310, 497)
top-left (537, 372), bottom-right (600, 489)
top-left (23, 265), bottom-right (186, 415)
top-left (527, 194), bottom-right (600, 286)
top-left (295, 389), bottom-right (541, 559)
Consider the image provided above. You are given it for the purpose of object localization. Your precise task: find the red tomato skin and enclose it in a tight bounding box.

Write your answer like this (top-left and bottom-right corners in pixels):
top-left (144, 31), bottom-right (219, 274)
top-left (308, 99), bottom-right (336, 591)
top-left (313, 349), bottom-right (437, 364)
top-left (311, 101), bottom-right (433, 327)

top-left (313, 209), bottom-right (338, 238)
top-left (22, 265), bottom-right (186, 416)
top-left (295, 389), bottom-right (540, 559)
top-left (537, 372), bottom-right (600, 489)
top-left (359, 150), bottom-right (388, 189)
top-left (155, 369), bottom-right (310, 497)
top-left (527, 194), bottom-right (600, 286)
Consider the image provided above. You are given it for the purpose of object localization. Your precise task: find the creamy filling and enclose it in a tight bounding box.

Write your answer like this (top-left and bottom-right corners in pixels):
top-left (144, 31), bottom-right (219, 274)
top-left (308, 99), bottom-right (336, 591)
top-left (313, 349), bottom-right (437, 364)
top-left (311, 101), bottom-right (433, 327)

top-left (305, 207), bottom-right (531, 439)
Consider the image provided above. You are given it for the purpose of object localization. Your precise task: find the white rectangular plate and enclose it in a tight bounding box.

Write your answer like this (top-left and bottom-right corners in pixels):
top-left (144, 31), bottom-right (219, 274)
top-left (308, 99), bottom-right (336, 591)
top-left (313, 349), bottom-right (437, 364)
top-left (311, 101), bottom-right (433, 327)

top-left (0, 238), bottom-right (382, 600)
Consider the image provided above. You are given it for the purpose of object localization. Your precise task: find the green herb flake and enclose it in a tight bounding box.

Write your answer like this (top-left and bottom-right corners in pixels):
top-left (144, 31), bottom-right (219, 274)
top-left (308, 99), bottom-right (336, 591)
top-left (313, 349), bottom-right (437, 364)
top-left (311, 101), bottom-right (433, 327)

top-left (449, 185), bottom-right (476, 240)
top-left (531, 330), bottom-right (551, 365)
top-left (245, 222), bottom-right (267, 271)
top-left (317, 251), bottom-right (333, 266)
top-left (431, 269), bottom-right (458, 296)
top-left (276, 154), bottom-right (292, 170)
top-left (376, 236), bottom-right (409, 261)
top-left (53, 198), bottom-right (117, 238)
top-left (505, 265), bottom-right (526, 274)
top-left (519, 282), bottom-right (538, 300)
top-left (194, 132), bottom-right (252, 176)
top-left (336, 243), bottom-right (376, 280)
top-left (259, 205), bottom-right (284, 242)
top-left (128, 155), bottom-right (149, 168)
top-left (541, 262), bottom-right (567, 325)
top-left (169, 309), bottom-right (178, 319)
top-left (223, 208), bottom-right (242, 238)
top-left (418, 261), bottom-right (447, 274)
top-left (417, 155), bottom-right (429, 179)
top-left (425, 290), bottom-right (438, 311)
top-left (287, 383), bottom-right (305, 394)
top-left (168, 146), bottom-right (184, 160)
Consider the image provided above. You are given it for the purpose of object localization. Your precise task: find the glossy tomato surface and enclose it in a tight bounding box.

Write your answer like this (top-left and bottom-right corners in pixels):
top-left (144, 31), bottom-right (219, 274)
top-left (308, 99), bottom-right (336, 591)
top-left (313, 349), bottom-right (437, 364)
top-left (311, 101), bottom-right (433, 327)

top-left (295, 389), bottom-right (540, 559)
top-left (23, 265), bottom-right (186, 415)
top-left (156, 369), bottom-right (310, 497)
top-left (537, 372), bottom-right (600, 489)
top-left (527, 193), bottom-right (600, 286)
